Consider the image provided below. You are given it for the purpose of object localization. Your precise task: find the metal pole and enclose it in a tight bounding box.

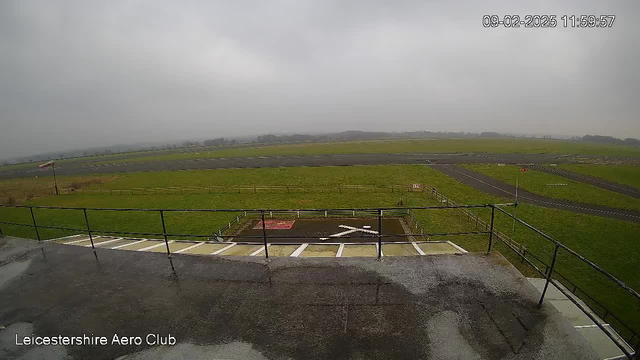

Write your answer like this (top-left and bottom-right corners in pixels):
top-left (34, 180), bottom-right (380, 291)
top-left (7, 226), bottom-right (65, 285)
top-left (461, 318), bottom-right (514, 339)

top-left (487, 206), bottom-right (495, 253)
top-left (538, 244), bottom-right (560, 307)
top-left (261, 211), bottom-right (269, 259)
top-left (377, 209), bottom-right (382, 259)
top-left (52, 164), bottom-right (59, 195)
top-left (29, 207), bottom-right (41, 241)
top-left (83, 209), bottom-right (97, 255)
top-left (512, 176), bottom-right (518, 234)
top-left (160, 210), bottom-right (171, 256)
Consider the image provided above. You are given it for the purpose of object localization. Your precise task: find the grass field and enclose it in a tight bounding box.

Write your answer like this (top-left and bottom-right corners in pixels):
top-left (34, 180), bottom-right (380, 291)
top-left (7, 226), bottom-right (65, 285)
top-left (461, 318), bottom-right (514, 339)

top-left (463, 164), bottom-right (640, 211)
top-left (0, 175), bottom-right (120, 204)
top-left (557, 164), bottom-right (640, 189)
top-left (1, 164), bottom-right (639, 339)
top-left (3, 137), bottom-right (639, 171)
top-left (72, 138), bottom-right (640, 166)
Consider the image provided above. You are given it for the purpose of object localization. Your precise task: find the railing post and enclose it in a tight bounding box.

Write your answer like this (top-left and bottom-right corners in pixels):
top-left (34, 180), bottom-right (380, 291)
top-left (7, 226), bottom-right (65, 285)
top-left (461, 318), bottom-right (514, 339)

top-left (83, 209), bottom-right (97, 256)
top-left (487, 206), bottom-right (495, 253)
top-left (160, 210), bottom-right (171, 256)
top-left (261, 210), bottom-right (269, 259)
top-left (377, 209), bottom-right (382, 260)
top-left (29, 207), bottom-right (41, 241)
top-left (538, 244), bottom-right (560, 307)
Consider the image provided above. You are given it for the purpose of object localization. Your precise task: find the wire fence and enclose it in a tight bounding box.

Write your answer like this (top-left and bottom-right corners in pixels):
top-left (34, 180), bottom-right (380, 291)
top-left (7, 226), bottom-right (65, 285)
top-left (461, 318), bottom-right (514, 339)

top-left (58, 184), bottom-right (429, 195)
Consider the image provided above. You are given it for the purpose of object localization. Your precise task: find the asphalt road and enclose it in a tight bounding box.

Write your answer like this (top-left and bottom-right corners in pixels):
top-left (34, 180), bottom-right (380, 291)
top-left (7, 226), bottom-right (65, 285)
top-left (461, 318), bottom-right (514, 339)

top-left (0, 152), bottom-right (626, 179)
top-left (0, 237), bottom-right (598, 360)
top-left (432, 164), bottom-right (640, 223)
top-left (528, 165), bottom-right (640, 199)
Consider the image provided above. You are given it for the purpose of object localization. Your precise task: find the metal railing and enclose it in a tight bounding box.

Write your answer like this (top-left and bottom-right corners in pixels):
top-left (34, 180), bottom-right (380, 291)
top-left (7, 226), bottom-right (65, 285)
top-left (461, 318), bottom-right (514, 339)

top-left (0, 203), bottom-right (498, 255)
top-left (422, 187), bottom-right (639, 359)
top-left (0, 201), bottom-right (638, 358)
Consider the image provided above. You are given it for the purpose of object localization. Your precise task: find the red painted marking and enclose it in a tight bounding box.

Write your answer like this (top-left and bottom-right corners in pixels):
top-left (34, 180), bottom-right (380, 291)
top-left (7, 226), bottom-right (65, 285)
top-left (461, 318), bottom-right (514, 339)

top-left (253, 220), bottom-right (296, 230)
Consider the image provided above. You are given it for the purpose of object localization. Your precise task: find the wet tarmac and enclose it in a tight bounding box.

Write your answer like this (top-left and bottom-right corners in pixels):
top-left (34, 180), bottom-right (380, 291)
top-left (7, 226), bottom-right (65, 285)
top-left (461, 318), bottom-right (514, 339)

top-left (0, 236), bottom-right (598, 360)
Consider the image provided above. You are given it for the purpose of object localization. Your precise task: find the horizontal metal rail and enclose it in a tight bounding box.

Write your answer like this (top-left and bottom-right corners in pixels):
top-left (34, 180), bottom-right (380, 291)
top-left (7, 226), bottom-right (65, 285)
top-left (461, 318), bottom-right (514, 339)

top-left (0, 204), bottom-right (513, 212)
top-left (2, 199), bottom-right (637, 357)
top-left (493, 205), bottom-right (640, 302)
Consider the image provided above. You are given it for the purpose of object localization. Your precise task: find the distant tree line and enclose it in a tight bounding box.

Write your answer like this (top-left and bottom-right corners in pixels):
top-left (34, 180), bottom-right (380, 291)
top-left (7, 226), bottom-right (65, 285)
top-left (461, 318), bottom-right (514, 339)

top-left (582, 135), bottom-right (640, 146)
top-left (255, 134), bottom-right (327, 143)
top-left (202, 138), bottom-right (238, 146)
top-left (5, 131), bottom-right (639, 167)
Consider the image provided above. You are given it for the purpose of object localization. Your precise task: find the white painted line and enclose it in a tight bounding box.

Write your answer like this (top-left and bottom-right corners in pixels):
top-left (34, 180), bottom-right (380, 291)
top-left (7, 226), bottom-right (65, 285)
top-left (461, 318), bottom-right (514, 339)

top-left (250, 244), bottom-right (270, 256)
top-left (139, 241), bottom-right (173, 252)
top-left (46, 234), bottom-right (83, 243)
top-left (331, 229), bottom-right (359, 237)
top-left (336, 244), bottom-right (345, 257)
top-left (87, 238), bottom-right (123, 247)
top-left (446, 241), bottom-right (469, 254)
top-left (574, 324), bottom-right (609, 329)
top-left (604, 355), bottom-right (632, 360)
top-left (63, 237), bottom-right (93, 245)
top-left (174, 242), bottom-right (204, 254)
top-left (112, 239), bottom-right (146, 249)
top-left (377, 244), bottom-right (384, 257)
top-left (412, 242), bottom-right (426, 256)
top-left (211, 243), bottom-right (236, 255)
top-left (338, 225), bottom-right (378, 234)
top-left (290, 244), bottom-right (309, 257)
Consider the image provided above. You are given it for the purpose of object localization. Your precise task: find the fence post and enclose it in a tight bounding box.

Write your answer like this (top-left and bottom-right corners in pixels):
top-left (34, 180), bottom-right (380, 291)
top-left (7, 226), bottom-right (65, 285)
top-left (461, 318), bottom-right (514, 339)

top-left (160, 210), bottom-right (171, 256)
top-left (377, 209), bottom-right (383, 260)
top-left (29, 207), bottom-right (41, 242)
top-left (82, 209), bottom-right (97, 256)
top-left (538, 244), bottom-right (560, 307)
top-left (261, 210), bottom-right (269, 259)
top-left (487, 206), bottom-right (496, 253)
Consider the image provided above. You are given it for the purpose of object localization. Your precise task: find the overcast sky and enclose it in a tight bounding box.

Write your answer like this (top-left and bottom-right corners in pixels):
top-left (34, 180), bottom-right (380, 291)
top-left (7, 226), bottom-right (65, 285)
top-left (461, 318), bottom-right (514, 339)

top-left (1, 0), bottom-right (638, 159)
